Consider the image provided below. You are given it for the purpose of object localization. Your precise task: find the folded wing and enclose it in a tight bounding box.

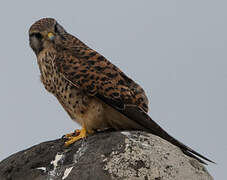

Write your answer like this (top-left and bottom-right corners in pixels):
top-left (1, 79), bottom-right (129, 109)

top-left (53, 48), bottom-right (214, 164)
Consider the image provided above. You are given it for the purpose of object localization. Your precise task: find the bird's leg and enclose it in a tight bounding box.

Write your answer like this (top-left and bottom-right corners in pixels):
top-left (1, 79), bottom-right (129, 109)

top-left (64, 125), bottom-right (87, 146)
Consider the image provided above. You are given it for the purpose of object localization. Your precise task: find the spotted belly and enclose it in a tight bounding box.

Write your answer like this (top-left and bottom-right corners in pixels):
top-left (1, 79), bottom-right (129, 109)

top-left (38, 51), bottom-right (142, 134)
top-left (53, 74), bottom-right (142, 134)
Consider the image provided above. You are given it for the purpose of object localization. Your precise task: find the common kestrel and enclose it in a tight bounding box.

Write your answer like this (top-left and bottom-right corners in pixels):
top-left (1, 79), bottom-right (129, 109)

top-left (29, 18), bottom-right (214, 164)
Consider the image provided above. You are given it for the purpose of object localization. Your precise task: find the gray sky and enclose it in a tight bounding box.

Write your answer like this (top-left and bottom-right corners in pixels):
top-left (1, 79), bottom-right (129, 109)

top-left (0, 0), bottom-right (226, 179)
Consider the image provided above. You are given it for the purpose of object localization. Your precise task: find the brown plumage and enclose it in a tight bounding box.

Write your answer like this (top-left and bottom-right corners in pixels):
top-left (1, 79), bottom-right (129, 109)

top-left (29, 18), bottom-right (214, 164)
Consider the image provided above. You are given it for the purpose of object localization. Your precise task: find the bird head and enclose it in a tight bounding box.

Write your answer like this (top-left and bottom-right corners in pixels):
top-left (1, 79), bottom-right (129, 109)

top-left (29, 18), bottom-right (67, 55)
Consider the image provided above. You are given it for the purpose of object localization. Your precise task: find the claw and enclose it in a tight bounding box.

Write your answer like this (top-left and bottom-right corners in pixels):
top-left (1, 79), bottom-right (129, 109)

top-left (64, 126), bottom-right (87, 146)
top-left (62, 129), bottom-right (81, 139)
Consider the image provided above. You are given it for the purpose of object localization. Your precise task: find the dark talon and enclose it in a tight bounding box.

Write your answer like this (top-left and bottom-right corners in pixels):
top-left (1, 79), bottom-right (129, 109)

top-left (62, 135), bottom-right (67, 139)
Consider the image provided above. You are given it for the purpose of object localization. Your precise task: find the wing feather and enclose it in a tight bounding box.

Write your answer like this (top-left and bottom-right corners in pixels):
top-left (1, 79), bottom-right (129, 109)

top-left (53, 47), bottom-right (214, 164)
top-left (54, 49), bottom-right (149, 112)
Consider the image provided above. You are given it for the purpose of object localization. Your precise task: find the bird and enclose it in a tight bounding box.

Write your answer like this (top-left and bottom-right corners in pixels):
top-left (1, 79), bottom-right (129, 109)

top-left (29, 18), bottom-right (214, 164)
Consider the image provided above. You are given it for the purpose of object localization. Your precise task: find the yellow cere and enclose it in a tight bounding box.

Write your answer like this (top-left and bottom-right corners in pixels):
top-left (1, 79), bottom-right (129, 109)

top-left (48, 32), bottom-right (55, 40)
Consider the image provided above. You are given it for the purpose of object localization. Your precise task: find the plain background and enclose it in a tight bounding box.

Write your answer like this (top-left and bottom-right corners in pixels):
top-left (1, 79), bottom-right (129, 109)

top-left (0, 0), bottom-right (226, 179)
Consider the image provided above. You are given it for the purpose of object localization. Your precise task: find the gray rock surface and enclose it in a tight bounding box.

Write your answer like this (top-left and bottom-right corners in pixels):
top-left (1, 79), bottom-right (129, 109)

top-left (0, 131), bottom-right (213, 180)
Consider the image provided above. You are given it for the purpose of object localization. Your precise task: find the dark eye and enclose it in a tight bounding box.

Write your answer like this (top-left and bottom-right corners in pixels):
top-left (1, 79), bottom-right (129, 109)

top-left (30, 33), bottom-right (42, 39)
top-left (54, 24), bottom-right (59, 33)
top-left (54, 23), bottom-right (65, 34)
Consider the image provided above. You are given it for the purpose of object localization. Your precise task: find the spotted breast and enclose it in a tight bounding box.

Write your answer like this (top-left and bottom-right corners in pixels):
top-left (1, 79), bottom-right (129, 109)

top-left (37, 48), bottom-right (140, 134)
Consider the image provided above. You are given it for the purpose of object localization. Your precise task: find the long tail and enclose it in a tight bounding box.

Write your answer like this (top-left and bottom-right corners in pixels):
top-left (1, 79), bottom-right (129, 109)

top-left (122, 105), bottom-right (215, 165)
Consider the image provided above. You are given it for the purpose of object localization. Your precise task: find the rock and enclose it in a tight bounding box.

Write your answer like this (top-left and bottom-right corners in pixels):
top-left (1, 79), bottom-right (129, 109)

top-left (0, 131), bottom-right (213, 180)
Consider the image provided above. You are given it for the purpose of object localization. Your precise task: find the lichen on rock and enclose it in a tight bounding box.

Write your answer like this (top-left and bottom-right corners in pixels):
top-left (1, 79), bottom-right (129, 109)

top-left (0, 131), bottom-right (213, 180)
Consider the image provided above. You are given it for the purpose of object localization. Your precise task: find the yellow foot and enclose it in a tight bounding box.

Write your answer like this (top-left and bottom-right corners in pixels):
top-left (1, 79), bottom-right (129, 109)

top-left (64, 126), bottom-right (87, 147)
top-left (63, 129), bottom-right (81, 139)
